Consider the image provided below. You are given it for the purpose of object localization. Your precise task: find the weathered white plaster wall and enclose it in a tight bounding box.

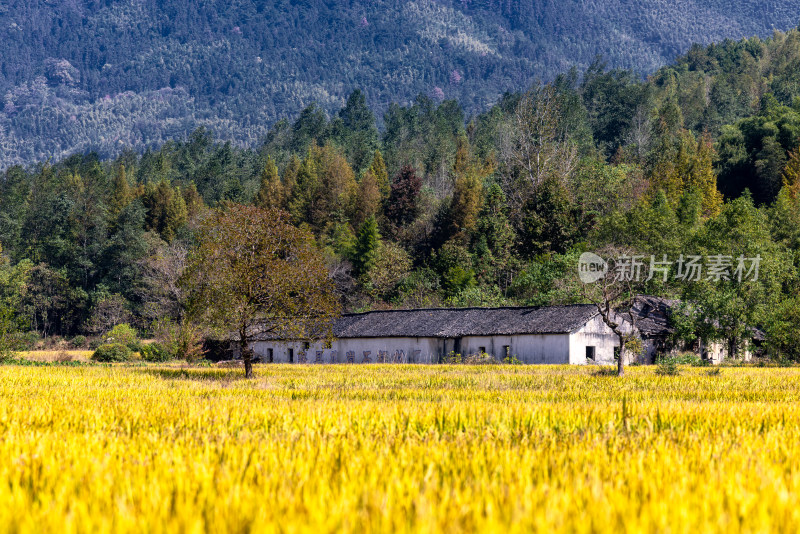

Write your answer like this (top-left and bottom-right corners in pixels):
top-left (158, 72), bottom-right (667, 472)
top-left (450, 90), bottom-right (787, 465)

top-left (252, 334), bottom-right (579, 365)
top-left (569, 314), bottom-right (621, 365)
top-left (251, 337), bottom-right (441, 364)
top-left (244, 314), bottom-right (628, 365)
top-left (459, 335), bottom-right (570, 364)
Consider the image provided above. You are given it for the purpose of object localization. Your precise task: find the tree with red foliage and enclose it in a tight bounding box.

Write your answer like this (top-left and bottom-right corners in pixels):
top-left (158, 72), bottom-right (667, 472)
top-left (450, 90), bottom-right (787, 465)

top-left (385, 165), bottom-right (422, 231)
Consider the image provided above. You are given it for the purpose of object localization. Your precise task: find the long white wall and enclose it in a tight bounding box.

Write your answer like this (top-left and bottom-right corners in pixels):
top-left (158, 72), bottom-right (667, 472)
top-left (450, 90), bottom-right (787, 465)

top-left (243, 315), bottom-right (623, 365)
top-left (250, 337), bottom-right (442, 364)
top-left (250, 333), bottom-right (592, 365)
top-left (458, 335), bottom-right (570, 364)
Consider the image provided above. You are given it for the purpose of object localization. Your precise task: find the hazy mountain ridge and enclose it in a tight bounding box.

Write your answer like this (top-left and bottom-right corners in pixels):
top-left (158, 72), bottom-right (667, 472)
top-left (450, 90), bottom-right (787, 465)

top-left (1, 0), bottom-right (799, 166)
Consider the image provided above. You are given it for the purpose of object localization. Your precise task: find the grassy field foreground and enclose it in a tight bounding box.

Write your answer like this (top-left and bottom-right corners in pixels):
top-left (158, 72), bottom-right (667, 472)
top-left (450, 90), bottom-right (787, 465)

top-left (1, 364), bottom-right (800, 533)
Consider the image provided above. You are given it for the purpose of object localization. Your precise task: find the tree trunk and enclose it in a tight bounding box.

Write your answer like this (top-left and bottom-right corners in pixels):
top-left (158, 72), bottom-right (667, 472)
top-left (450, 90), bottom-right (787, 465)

top-left (617, 335), bottom-right (625, 377)
top-left (241, 332), bottom-right (254, 379)
top-left (728, 337), bottom-right (738, 360)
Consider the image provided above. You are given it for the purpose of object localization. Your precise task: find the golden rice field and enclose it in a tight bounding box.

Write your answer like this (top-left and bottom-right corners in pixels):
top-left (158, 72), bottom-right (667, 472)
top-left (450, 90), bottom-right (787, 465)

top-left (2, 364), bottom-right (800, 533)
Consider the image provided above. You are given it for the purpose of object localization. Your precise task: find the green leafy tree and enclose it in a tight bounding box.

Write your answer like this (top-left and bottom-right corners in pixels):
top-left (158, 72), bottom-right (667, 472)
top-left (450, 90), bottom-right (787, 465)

top-left (764, 296), bottom-right (800, 361)
top-left (580, 59), bottom-right (648, 157)
top-left (183, 204), bottom-right (339, 378)
top-left (472, 183), bottom-right (518, 290)
top-left (20, 263), bottom-right (85, 337)
top-left (782, 146), bottom-right (800, 200)
top-left (0, 306), bottom-right (16, 361)
top-left (367, 241), bottom-right (412, 300)
top-left (682, 194), bottom-right (793, 357)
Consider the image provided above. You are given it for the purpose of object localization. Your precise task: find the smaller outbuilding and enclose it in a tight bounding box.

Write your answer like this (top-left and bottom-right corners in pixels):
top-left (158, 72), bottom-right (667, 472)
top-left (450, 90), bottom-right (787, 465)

top-left (629, 295), bottom-right (764, 363)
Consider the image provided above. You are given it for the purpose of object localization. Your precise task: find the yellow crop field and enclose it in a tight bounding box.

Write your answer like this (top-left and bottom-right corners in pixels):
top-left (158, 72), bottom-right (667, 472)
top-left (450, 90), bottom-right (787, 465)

top-left (1, 364), bottom-right (800, 533)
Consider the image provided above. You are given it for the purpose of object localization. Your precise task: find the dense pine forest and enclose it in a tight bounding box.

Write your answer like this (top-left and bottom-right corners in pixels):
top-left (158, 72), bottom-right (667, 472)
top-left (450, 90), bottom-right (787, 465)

top-left (2, 0), bottom-right (800, 166)
top-left (2, 30), bottom-right (800, 358)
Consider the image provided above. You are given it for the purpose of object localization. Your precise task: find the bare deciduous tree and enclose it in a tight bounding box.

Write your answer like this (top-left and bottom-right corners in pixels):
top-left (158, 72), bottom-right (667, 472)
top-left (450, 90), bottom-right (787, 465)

top-left (579, 246), bottom-right (644, 377)
top-left (503, 84), bottom-right (578, 192)
top-left (138, 241), bottom-right (189, 323)
top-left (624, 105), bottom-right (653, 163)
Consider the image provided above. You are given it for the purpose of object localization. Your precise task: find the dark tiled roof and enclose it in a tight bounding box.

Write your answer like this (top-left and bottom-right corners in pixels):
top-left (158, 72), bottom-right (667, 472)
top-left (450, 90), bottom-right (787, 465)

top-left (631, 295), bottom-right (678, 337)
top-left (330, 305), bottom-right (599, 339)
top-left (244, 305), bottom-right (601, 341)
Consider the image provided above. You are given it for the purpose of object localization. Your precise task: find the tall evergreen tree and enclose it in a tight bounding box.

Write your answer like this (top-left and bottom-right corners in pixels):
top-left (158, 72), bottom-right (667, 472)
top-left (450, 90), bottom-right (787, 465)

top-left (369, 149), bottom-right (389, 200)
top-left (446, 136), bottom-right (483, 239)
top-left (782, 147), bottom-right (800, 199)
top-left (108, 164), bottom-right (132, 222)
top-left (142, 180), bottom-right (187, 242)
top-left (331, 90), bottom-right (380, 175)
top-left (255, 157), bottom-right (284, 209)
top-left (354, 171), bottom-right (381, 228)
top-left (282, 154), bottom-right (301, 201)
top-left (385, 165), bottom-right (422, 230)
top-left (352, 216), bottom-right (381, 279)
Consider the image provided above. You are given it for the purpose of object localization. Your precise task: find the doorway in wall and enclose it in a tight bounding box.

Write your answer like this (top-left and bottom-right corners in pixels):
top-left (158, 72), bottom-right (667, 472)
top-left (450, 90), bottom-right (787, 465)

top-left (586, 346), bottom-right (596, 362)
top-left (288, 348), bottom-right (294, 363)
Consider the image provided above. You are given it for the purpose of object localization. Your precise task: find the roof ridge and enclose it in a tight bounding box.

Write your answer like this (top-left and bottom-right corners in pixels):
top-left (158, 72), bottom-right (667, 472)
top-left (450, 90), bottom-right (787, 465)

top-left (342, 303), bottom-right (596, 317)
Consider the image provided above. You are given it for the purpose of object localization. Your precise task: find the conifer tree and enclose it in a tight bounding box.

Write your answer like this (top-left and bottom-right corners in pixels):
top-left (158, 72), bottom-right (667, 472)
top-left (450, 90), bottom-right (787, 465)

top-left (689, 133), bottom-right (723, 216)
top-left (142, 180), bottom-right (187, 242)
top-left (447, 136), bottom-right (483, 238)
top-left (315, 144), bottom-right (358, 227)
top-left (255, 157), bottom-right (284, 209)
top-left (385, 165), bottom-right (422, 229)
top-left (332, 90), bottom-right (380, 174)
top-left (352, 216), bottom-right (380, 279)
top-left (108, 164), bottom-right (132, 221)
top-left (368, 150), bottom-right (389, 200)
top-left (288, 148), bottom-right (320, 226)
top-left (354, 170), bottom-right (381, 228)
top-left (282, 154), bottom-right (301, 200)
top-left (647, 130), bottom-right (722, 217)
top-left (783, 147), bottom-right (800, 199)
top-left (182, 182), bottom-right (204, 220)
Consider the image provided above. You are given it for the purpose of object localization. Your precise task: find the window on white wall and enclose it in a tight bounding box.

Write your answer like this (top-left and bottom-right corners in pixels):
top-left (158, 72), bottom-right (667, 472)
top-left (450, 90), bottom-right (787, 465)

top-left (586, 346), bottom-right (596, 361)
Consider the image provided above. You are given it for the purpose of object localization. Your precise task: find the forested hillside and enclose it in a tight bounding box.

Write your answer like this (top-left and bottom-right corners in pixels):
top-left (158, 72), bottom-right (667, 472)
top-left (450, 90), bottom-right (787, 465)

top-left (3, 30), bottom-right (800, 360)
top-left (1, 0), bottom-right (800, 166)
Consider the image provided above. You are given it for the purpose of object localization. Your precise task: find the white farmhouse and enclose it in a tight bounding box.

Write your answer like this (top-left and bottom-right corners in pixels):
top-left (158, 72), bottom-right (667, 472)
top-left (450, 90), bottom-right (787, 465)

top-left (240, 305), bottom-right (627, 365)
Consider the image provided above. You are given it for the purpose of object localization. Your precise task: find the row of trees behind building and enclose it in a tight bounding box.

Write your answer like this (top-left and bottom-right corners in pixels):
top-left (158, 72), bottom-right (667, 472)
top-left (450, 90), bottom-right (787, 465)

top-left (2, 33), bottom-right (800, 359)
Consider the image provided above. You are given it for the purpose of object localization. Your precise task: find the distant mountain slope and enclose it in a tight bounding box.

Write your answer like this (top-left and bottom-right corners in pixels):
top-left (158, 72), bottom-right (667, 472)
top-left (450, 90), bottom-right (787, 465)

top-left (1, 0), bottom-right (798, 166)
